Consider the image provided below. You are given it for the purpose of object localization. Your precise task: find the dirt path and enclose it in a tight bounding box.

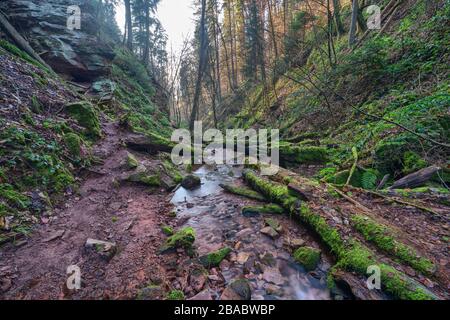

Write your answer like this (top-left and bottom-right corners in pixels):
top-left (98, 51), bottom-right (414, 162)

top-left (0, 122), bottom-right (174, 299)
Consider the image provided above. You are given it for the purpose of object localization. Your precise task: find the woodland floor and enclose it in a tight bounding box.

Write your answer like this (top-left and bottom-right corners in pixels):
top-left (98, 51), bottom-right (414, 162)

top-left (0, 120), bottom-right (448, 300)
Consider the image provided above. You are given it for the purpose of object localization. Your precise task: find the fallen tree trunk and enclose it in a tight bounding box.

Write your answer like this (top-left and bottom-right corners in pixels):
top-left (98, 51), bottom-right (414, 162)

top-left (125, 134), bottom-right (174, 154)
top-left (0, 11), bottom-right (51, 70)
top-left (390, 166), bottom-right (441, 189)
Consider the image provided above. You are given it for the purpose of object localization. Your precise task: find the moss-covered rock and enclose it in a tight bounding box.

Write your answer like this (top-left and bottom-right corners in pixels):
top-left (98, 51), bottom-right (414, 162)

top-left (264, 218), bottom-right (282, 232)
top-left (167, 290), bottom-right (185, 300)
top-left (199, 247), bottom-right (232, 268)
top-left (402, 151), bottom-right (428, 175)
top-left (65, 101), bottom-right (101, 139)
top-left (221, 279), bottom-right (252, 300)
top-left (126, 165), bottom-right (161, 187)
top-left (293, 247), bottom-right (321, 271)
top-left (161, 225), bottom-right (174, 236)
top-left (137, 285), bottom-right (164, 300)
top-left (126, 152), bottom-right (139, 169)
top-left (64, 133), bottom-right (82, 157)
top-left (181, 174), bottom-right (201, 190)
top-left (159, 227), bottom-right (196, 253)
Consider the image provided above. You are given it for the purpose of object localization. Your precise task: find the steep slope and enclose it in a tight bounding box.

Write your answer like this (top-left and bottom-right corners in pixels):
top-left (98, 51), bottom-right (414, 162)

top-left (216, 0), bottom-right (449, 188)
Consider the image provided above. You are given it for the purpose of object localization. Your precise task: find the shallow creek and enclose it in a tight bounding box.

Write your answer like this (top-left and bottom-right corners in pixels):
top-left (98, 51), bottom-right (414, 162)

top-left (171, 161), bottom-right (332, 300)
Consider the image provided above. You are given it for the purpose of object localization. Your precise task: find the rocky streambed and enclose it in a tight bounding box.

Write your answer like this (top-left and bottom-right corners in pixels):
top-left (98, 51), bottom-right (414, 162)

top-left (169, 161), bottom-right (335, 300)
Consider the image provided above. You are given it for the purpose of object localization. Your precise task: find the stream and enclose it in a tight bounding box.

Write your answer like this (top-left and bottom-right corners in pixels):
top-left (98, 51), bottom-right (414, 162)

top-left (171, 158), bottom-right (332, 300)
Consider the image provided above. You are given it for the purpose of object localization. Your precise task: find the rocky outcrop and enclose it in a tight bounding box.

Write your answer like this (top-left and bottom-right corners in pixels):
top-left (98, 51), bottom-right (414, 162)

top-left (0, 0), bottom-right (115, 82)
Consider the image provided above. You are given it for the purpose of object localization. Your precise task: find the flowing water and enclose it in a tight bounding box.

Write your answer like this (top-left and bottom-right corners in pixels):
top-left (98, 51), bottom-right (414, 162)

top-left (171, 159), bottom-right (331, 300)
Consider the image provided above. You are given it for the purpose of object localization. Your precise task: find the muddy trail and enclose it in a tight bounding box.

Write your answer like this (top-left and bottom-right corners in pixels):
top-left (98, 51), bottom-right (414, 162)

top-left (0, 122), bottom-right (175, 299)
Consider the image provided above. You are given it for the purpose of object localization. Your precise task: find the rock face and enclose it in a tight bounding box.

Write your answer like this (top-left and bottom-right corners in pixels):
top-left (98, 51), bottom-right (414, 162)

top-left (0, 0), bottom-right (115, 82)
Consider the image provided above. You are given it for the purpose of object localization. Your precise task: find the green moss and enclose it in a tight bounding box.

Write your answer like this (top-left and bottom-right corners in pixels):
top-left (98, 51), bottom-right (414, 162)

top-left (280, 144), bottom-right (329, 164)
top-left (293, 247), bottom-right (321, 271)
top-left (0, 184), bottom-right (30, 209)
top-left (167, 290), bottom-right (185, 300)
top-left (199, 247), bottom-right (232, 268)
top-left (161, 225), bottom-right (174, 236)
top-left (64, 133), bottom-right (82, 157)
top-left (220, 183), bottom-right (266, 201)
top-left (65, 102), bottom-right (101, 139)
top-left (162, 160), bottom-right (183, 184)
top-left (53, 171), bottom-right (75, 193)
top-left (31, 96), bottom-right (43, 113)
top-left (403, 151), bottom-right (428, 175)
top-left (351, 215), bottom-right (435, 275)
top-left (0, 40), bottom-right (49, 72)
top-left (159, 227), bottom-right (196, 253)
top-left (127, 170), bottom-right (161, 187)
top-left (242, 204), bottom-right (284, 216)
top-left (126, 152), bottom-right (139, 169)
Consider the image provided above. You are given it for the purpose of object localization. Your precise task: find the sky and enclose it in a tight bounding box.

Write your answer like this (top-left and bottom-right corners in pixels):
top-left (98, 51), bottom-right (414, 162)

top-left (115, 0), bottom-right (195, 53)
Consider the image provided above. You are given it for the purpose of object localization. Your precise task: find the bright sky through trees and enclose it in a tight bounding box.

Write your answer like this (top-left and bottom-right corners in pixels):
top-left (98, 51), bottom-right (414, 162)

top-left (115, 0), bottom-right (195, 53)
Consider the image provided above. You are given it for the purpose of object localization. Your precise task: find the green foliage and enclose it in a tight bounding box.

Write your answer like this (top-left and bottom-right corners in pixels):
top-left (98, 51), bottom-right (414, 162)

top-left (361, 170), bottom-right (379, 190)
top-left (0, 125), bottom-right (76, 194)
top-left (0, 184), bottom-right (30, 209)
top-left (220, 183), bottom-right (266, 201)
top-left (160, 227), bottom-right (196, 253)
top-left (166, 290), bottom-right (185, 300)
top-left (126, 152), bottom-right (139, 169)
top-left (64, 133), bottom-right (82, 157)
top-left (280, 144), bottom-right (329, 165)
top-left (161, 225), bottom-right (174, 236)
top-left (403, 152), bottom-right (428, 175)
top-left (293, 247), bottom-right (321, 271)
top-left (65, 102), bottom-right (101, 139)
top-left (199, 247), bottom-right (232, 268)
top-left (0, 40), bottom-right (49, 72)
top-left (113, 48), bottom-right (155, 94)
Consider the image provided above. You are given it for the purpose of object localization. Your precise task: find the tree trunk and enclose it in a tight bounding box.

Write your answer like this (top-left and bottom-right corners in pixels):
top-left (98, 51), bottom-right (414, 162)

top-left (349, 0), bottom-right (359, 47)
top-left (143, 2), bottom-right (150, 65)
top-left (333, 0), bottom-right (345, 36)
top-left (0, 12), bottom-right (51, 70)
top-left (125, 0), bottom-right (133, 50)
top-left (190, 0), bottom-right (208, 132)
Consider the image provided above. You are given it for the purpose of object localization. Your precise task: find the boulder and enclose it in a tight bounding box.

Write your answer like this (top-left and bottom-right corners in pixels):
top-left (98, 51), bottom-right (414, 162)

top-left (198, 247), bottom-right (232, 268)
top-left (293, 247), bottom-right (321, 271)
top-left (0, 0), bottom-right (115, 82)
top-left (260, 227), bottom-right (279, 239)
top-left (220, 279), bottom-right (251, 300)
top-left (159, 227), bottom-right (196, 254)
top-left (181, 175), bottom-right (201, 190)
top-left (137, 285), bottom-right (164, 300)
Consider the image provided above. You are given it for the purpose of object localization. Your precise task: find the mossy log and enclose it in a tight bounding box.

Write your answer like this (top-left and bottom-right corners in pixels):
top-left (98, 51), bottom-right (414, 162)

top-left (390, 166), bottom-right (441, 190)
top-left (242, 169), bottom-right (437, 300)
top-left (219, 183), bottom-right (266, 202)
top-left (125, 134), bottom-right (174, 154)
